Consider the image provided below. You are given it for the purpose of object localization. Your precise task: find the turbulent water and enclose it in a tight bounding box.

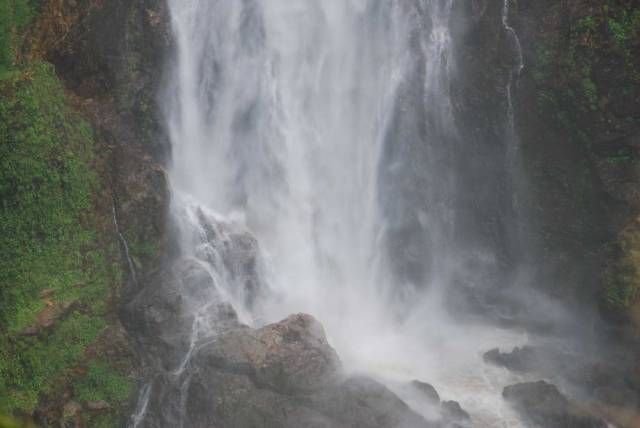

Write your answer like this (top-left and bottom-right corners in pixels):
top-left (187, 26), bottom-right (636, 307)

top-left (164, 0), bottom-right (531, 426)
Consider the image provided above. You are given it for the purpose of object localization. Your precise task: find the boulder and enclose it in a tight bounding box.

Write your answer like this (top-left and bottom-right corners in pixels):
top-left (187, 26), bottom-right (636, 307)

top-left (440, 400), bottom-right (471, 426)
top-left (483, 346), bottom-right (539, 373)
top-left (123, 257), bottom-right (244, 369)
top-left (142, 314), bottom-right (431, 428)
top-left (411, 380), bottom-right (440, 405)
top-left (503, 381), bottom-right (608, 428)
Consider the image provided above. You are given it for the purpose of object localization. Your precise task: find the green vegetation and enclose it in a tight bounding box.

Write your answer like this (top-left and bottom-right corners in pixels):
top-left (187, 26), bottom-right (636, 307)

top-left (606, 6), bottom-right (640, 61)
top-left (2, 315), bottom-right (105, 411)
top-left (603, 228), bottom-right (640, 309)
top-left (531, 2), bottom-right (640, 311)
top-left (0, 62), bottom-right (126, 414)
top-left (74, 360), bottom-right (133, 404)
top-left (532, 3), bottom-right (640, 138)
top-left (0, 14), bottom-right (132, 418)
top-left (0, 0), bottom-right (39, 73)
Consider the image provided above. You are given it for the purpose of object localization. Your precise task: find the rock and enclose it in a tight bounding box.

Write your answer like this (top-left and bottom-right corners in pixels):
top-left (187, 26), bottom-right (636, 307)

top-left (123, 257), bottom-right (243, 369)
top-left (503, 381), bottom-right (608, 428)
top-left (125, 205), bottom-right (428, 427)
top-left (142, 314), bottom-right (430, 428)
top-left (411, 380), bottom-right (440, 405)
top-left (593, 384), bottom-right (639, 409)
top-left (440, 400), bottom-right (471, 425)
top-left (198, 313), bottom-right (341, 394)
top-left (22, 301), bottom-right (77, 336)
top-left (483, 346), bottom-right (539, 373)
top-left (84, 400), bottom-right (110, 411)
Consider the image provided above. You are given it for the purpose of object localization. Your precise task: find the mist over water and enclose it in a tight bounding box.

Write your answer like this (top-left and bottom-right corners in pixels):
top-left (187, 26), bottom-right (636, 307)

top-left (164, 1), bottom-right (535, 425)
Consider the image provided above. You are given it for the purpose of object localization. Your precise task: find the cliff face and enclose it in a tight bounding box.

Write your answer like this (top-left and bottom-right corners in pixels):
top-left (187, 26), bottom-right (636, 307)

top-left (1, 0), bottom-right (639, 425)
top-left (514, 0), bottom-right (640, 317)
top-left (0, 0), bottom-right (169, 425)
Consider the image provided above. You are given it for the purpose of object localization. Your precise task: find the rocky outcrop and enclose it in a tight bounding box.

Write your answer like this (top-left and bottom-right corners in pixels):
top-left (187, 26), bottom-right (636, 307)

top-left (503, 381), bottom-right (608, 428)
top-left (124, 208), bottom-right (431, 427)
top-left (483, 346), bottom-right (539, 373)
top-left (440, 401), bottom-right (471, 427)
top-left (137, 314), bottom-right (429, 428)
top-left (411, 380), bottom-right (441, 406)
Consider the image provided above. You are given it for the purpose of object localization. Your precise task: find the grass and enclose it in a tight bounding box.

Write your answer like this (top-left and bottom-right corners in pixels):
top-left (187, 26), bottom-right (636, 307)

top-left (74, 360), bottom-right (133, 404)
top-left (0, 62), bottom-right (126, 415)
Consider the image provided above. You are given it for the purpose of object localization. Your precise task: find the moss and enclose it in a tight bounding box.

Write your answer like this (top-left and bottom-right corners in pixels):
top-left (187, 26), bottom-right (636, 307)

top-left (0, 63), bottom-right (126, 415)
top-left (0, 0), bottom-right (39, 72)
top-left (0, 62), bottom-right (99, 333)
top-left (532, 3), bottom-right (640, 135)
top-left (2, 314), bottom-right (105, 412)
top-left (603, 227), bottom-right (640, 309)
top-left (74, 360), bottom-right (132, 404)
top-left (606, 7), bottom-right (640, 60)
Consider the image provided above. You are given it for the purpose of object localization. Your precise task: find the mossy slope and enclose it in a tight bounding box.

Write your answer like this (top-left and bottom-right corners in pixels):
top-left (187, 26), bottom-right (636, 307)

top-left (0, 2), bottom-right (134, 425)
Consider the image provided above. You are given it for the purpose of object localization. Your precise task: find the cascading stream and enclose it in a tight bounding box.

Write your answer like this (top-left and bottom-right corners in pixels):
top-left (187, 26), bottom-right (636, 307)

top-left (163, 1), bottom-right (529, 426)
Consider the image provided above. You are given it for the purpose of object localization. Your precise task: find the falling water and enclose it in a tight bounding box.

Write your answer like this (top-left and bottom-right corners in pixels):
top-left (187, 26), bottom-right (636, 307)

top-left (128, 382), bottom-right (152, 428)
top-left (165, 1), bottom-right (528, 425)
top-left (502, 0), bottom-right (527, 262)
top-left (502, 0), bottom-right (524, 134)
top-left (112, 203), bottom-right (138, 288)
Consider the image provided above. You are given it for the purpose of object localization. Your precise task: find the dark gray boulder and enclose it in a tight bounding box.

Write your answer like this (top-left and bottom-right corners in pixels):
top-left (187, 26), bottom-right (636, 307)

top-left (503, 381), bottom-right (608, 428)
top-left (411, 380), bottom-right (440, 405)
top-left (440, 400), bottom-right (471, 427)
top-left (142, 314), bottom-right (431, 428)
top-left (123, 257), bottom-right (243, 370)
top-left (483, 346), bottom-right (540, 373)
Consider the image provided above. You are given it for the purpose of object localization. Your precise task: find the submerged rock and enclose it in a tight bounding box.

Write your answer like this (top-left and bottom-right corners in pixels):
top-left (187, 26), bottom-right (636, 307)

top-left (503, 381), bottom-right (608, 428)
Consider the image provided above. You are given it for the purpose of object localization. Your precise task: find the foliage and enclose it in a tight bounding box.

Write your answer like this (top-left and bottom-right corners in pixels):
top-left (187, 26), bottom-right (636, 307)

top-left (0, 62), bottom-right (99, 332)
top-left (0, 0), bottom-right (39, 73)
top-left (603, 227), bottom-right (640, 309)
top-left (532, 3), bottom-right (640, 138)
top-left (2, 314), bottom-right (105, 412)
top-left (0, 63), bottom-right (124, 414)
top-left (74, 361), bottom-right (132, 404)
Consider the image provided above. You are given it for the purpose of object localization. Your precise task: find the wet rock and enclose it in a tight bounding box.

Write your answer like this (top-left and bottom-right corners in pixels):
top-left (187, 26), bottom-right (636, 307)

top-left (440, 400), bottom-right (471, 426)
top-left (503, 381), bottom-right (608, 428)
top-left (123, 258), bottom-right (242, 370)
top-left (483, 346), bottom-right (539, 373)
top-left (197, 314), bottom-right (340, 394)
top-left (593, 384), bottom-right (640, 409)
top-left (143, 314), bottom-right (430, 428)
top-left (411, 380), bottom-right (440, 405)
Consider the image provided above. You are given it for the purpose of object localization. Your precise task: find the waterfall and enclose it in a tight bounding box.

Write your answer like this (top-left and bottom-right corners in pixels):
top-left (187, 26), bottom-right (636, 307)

top-left (501, 0), bottom-right (527, 263)
top-left (163, 0), bottom-right (527, 425)
top-left (502, 0), bottom-right (524, 136)
top-left (112, 203), bottom-right (138, 288)
top-left (128, 382), bottom-right (152, 428)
